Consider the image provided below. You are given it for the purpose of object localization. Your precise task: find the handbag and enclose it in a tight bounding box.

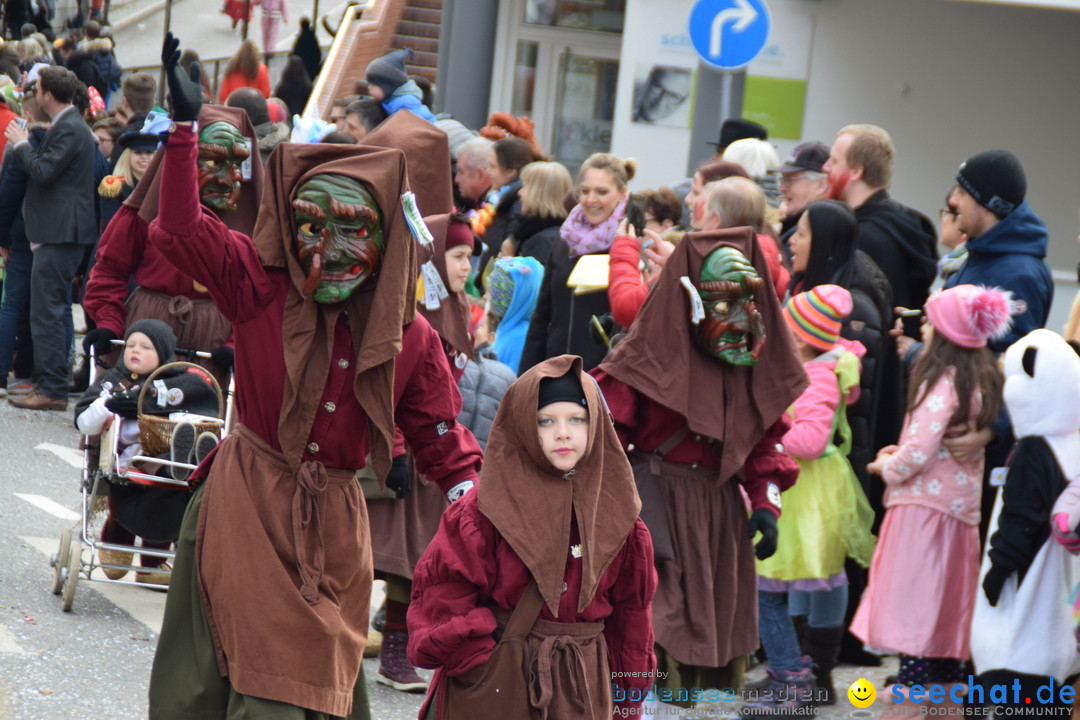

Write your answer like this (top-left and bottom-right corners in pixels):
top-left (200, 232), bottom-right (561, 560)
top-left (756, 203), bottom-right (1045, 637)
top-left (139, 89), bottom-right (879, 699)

top-left (629, 425), bottom-right (690, 561)
top-left (441, 579), bottom-right (545, 719)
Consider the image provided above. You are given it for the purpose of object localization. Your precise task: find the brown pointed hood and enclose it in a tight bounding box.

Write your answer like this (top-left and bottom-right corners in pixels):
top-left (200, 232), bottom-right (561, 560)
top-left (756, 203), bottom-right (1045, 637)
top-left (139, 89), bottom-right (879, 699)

top-left (478, 355), bottom-right (640, 617)
top-left (128, 104), bottom-right (264, 234)
top-left (600, 227), bottom-right (808, 480)
top-left (252, 141), bottom-right (417, 478)
top-left (361, 109), bottom-right (453, 217)
top-left (417, 213), bottom-right (474, 361)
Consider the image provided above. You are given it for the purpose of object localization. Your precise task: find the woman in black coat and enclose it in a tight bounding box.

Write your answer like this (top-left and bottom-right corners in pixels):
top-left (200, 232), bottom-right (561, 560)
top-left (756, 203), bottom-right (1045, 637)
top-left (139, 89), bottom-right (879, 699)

top-left (476, 136), bottom-right (542, 277)
top-left (788, 199), bottom-right (894, 483)
top-left (787, 198), bottom-right (897, 668)
top-left (273, 55), bottom-right (313, 119)
top-left (520, 153), bottom-right (634, 372)
top-left (504, 160), bottom-right (573, 266)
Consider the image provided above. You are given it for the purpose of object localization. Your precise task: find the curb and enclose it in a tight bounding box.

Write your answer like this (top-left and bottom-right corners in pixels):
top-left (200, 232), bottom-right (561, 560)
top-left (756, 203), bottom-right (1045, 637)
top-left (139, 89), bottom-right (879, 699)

top-left (111, 0), bottom-right (182, 32)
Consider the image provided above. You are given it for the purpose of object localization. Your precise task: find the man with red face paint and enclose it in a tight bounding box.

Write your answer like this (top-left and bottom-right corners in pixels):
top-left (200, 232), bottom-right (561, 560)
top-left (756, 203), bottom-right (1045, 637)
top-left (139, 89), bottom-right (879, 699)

top-left (823, 124), bottom-right (937, 319)
top-left (145, 35), bottom-right (482, 720)
top-left (823, 123), bottom-right (937, 667)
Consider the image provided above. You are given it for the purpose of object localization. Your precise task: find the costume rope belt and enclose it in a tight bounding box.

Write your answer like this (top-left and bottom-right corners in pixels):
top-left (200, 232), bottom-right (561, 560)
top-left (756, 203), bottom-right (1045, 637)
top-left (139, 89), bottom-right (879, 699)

top-left (293, 461), bottom-right (329, 604)
top-left (528, 634), bottom-right (594, 720)
top-left (166, 295), bottom-right (194, 325)
top-left (230, 424), bottom-right (357, 606)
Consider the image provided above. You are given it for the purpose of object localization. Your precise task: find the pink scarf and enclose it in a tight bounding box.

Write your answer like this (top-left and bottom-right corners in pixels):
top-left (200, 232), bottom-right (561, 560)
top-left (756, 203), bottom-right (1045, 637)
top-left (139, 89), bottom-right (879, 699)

top-left (560, 195), bottom-right (628, 257)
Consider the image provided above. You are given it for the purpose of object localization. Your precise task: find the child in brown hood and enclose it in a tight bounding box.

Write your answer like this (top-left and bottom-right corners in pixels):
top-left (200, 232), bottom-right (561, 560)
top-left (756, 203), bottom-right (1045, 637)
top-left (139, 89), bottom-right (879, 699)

top-left (407, 354), bottom-right (657, 719)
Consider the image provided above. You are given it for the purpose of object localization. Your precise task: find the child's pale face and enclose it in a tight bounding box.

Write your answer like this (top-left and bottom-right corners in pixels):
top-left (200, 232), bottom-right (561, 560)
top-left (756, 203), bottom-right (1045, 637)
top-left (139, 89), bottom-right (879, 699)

top-left (920, 317), bottom-right (935, 347)
top-left (124, 332), bottom-right (159, 376)
top-left (368, 85), bottom-right (386, 102)
top-left (537, 401), bottom-right (589, 474)
top-left (444, 243), bottom-right (472, 294)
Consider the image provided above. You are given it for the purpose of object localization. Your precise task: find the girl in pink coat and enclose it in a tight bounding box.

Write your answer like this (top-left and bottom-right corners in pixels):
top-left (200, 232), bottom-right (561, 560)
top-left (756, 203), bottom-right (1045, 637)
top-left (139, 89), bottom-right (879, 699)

top-left (853, 285), bottom-right (1012, 687)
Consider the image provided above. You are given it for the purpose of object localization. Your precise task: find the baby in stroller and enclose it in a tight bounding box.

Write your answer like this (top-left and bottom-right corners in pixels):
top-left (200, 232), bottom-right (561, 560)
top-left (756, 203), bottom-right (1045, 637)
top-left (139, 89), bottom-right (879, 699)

top-left (74, 319), bottom-right (221, 585)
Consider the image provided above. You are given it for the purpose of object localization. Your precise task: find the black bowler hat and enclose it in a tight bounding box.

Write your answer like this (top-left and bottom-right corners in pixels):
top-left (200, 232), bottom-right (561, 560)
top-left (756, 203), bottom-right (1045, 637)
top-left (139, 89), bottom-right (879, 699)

top-left (117, 131), bottom-right (162, 153)
top-left (707, 118), bottom-right (768, 151)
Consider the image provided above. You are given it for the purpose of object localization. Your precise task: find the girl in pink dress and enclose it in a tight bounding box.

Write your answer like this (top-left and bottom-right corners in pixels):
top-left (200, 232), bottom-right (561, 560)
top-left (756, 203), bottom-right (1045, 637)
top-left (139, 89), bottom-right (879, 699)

top-left (257, 0), bottom-right (288, 56)
top-left (852, 284), bottom-right (1012, 686)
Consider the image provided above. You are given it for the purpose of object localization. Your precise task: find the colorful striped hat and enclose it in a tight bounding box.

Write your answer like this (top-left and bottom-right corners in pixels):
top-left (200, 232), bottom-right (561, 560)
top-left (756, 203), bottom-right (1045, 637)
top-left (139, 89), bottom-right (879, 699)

top-left (783, 284), bottom-right (852, 352)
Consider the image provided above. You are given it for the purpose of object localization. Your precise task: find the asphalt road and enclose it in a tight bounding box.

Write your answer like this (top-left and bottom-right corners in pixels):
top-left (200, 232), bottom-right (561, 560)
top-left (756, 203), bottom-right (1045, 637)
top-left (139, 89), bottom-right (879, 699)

top-left (0, 378), bottom-right (431, 719)
top-left (110, 0), bottom-right (345, 71)
top-left (0, 375), bottom-right (897, 720)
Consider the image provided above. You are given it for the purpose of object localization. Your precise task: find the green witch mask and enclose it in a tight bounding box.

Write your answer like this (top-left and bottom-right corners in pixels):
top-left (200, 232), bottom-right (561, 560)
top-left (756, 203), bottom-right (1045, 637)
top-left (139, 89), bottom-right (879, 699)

top-left (292, 173), bottom-right (384, 304)
top-left (691, 246), bottom-right (766, 366)
top-left (197, 121), bottom-right (250, 211)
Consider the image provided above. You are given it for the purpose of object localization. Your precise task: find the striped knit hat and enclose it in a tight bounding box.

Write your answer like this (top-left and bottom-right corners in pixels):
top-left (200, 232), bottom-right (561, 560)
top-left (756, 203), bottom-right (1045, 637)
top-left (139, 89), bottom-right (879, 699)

top-left (783, 284), bottom-right (852, 352)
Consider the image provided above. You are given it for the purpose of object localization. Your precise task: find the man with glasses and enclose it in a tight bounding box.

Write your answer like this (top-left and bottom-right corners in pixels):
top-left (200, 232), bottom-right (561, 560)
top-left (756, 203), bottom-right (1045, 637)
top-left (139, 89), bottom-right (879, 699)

top-left (773, 140), bottom-right (830, 248)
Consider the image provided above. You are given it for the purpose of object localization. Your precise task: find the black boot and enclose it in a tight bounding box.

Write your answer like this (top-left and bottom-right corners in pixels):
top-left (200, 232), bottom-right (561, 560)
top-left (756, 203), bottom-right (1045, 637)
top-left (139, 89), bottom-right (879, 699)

top-left (839, 628), bottom-right (882, 666)
top-left (791, 615), bottom-right (809, 652)
top-left (802, 625), bottom-right (843, 705)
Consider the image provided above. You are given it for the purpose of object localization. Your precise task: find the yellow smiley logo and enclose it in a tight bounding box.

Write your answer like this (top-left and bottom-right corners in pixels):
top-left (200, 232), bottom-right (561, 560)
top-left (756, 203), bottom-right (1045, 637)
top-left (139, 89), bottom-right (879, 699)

top-left (848, 678), bottom-right (876, 708)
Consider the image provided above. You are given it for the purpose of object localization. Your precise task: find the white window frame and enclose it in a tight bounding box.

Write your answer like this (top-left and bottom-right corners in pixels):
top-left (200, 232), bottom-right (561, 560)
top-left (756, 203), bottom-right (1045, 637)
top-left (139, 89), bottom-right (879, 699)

top-left (490, 0), bottom-right (623, 158)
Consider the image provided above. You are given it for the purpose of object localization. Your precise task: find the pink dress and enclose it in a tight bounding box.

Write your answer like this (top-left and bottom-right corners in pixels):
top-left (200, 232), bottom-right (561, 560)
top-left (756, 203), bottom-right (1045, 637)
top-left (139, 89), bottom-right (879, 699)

top-left (850, 370), bottom-right (983, 659)
top-left (259, 0), bottom-right (287, 54)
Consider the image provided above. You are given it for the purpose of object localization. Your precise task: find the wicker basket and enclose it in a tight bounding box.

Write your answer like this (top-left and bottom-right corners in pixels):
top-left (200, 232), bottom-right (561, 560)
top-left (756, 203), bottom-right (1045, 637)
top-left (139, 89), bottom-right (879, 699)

top-left (137, 362), bottom-right (225, 457)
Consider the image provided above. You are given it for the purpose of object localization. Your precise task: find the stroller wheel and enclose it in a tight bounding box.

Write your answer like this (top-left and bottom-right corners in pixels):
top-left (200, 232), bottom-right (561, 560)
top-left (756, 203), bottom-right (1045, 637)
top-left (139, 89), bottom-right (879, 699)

top-left (51, 528), bottom-right (72, 595)
top-left (61, 539), bottom-right (81, 612)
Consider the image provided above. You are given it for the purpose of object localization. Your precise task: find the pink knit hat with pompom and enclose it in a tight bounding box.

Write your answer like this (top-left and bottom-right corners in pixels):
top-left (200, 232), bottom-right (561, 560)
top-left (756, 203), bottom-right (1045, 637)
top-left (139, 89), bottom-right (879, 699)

top-left (924, 284), bottom-right (1015, 349)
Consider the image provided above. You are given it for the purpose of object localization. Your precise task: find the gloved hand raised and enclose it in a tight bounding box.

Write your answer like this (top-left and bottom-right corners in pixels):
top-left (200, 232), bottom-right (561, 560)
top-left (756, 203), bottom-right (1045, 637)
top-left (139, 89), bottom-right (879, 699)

top-left (747, 508), bottom-right (779, 560)
top-left (161, 32), bottom-right (202, 123)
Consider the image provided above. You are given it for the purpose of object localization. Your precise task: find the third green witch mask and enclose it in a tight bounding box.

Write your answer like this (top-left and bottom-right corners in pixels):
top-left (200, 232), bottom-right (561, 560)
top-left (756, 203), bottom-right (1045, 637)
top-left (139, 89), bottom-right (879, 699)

top-left (291, 173), bottom-right (384, 303)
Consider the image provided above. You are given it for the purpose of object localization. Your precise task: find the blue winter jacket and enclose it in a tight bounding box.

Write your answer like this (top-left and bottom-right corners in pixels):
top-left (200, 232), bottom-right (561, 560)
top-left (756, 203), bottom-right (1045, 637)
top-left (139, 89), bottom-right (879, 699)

top-left (945, 200), bottom-right (1053, 354)
top-left (381, 81), bottom-right (436, 123)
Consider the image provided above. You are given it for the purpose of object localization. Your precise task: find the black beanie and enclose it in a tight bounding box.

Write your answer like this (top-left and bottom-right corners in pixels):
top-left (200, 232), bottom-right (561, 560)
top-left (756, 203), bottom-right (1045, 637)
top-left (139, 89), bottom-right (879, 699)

top-left (538, 372), bottom-right (587, 410)
top-left (124, 318), bottom-right (177, 368)
top-left (365, 48), bottom-right (414, 98)
top-left (956, 149), bottom-right (1026, 219)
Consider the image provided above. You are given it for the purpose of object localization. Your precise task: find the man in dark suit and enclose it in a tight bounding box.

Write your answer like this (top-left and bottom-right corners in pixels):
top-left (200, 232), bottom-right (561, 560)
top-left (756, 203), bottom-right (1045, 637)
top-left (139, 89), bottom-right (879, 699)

top-left (4, 67), bottom-right (98, 410)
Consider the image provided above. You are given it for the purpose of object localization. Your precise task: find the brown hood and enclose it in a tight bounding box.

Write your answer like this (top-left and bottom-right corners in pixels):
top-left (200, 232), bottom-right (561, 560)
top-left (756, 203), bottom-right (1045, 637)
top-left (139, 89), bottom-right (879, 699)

top-left (600, 227), bottom-right (808, 480)
top-left (361, 109), bottom-right (453, 218)
top-left (252, 141), bottom-right (417, 477)
top-left (129, 104), bottom-right (264, 234)
top-left (478, 355), bottom-right (640, 617)
top-left (417, 213), bottom-right (474, 361)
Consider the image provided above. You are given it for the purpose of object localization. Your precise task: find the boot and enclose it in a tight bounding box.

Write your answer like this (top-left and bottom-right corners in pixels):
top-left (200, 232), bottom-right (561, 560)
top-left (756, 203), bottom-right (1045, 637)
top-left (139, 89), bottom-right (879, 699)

top-left (791, 614), bottom-right (809, 650)
top-left (744, 656), bottom-right (812, 693)
top-left (802, 625), bottom-right (843, 705)
top-left (839, 627), bottom-right (882, 666)
top-left (742, 667), bottom-right (815, 717)
top-left (376, 629), bottom-right (428, 693)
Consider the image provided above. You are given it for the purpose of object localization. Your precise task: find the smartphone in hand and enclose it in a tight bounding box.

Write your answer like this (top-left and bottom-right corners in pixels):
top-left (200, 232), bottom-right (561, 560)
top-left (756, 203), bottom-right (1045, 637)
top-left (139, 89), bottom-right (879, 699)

top-left (626, 192), bottom-right (646, 238)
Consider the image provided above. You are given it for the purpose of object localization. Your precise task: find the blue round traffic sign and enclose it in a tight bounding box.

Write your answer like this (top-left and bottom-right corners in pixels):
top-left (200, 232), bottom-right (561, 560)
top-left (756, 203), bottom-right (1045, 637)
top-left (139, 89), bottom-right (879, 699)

top-left (688, 0), bottom-right (771, 70)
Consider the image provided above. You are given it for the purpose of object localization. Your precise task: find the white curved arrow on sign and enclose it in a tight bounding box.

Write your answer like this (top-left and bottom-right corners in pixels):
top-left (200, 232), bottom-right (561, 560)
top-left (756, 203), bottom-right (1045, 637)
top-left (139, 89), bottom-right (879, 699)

top-left (709, 0), bottom-right (758, 59)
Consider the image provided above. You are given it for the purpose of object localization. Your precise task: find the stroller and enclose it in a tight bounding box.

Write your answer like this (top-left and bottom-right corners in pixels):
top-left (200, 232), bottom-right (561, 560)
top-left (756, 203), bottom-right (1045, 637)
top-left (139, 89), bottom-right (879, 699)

top-left (49, 344), bottom-right (232, 611)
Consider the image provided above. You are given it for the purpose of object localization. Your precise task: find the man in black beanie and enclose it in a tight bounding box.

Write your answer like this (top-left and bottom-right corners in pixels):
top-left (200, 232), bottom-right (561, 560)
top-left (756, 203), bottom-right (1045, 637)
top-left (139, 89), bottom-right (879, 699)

top-left (950, 148), bottom-right (1052, 351)
top-left (942, 148), bottom-right (1053, 563)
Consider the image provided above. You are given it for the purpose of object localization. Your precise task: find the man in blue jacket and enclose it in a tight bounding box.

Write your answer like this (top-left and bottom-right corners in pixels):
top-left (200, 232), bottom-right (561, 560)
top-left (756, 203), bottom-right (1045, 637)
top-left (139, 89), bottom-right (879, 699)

top-left (949, 149), bottom-right (1053, 349)
top-left (943, 149), bottom-right (1054, 545)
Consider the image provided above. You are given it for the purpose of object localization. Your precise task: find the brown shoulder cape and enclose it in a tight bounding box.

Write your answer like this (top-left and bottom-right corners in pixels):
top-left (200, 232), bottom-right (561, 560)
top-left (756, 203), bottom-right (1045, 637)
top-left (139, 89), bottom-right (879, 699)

top-left (599, 227), bottom-right (808, 481)
top-left (361, 109), bottom-right (453, 218)
top-left (129, 104), bottom-right (264, 234)
top-left (477, 354), bottom-right (641, 617)
top-left (252, 141), bottom-right (417, 478)
top-left (418, 213), bottom-right (474, 361)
